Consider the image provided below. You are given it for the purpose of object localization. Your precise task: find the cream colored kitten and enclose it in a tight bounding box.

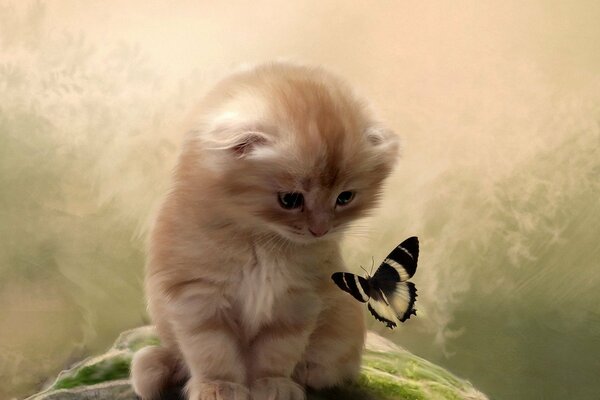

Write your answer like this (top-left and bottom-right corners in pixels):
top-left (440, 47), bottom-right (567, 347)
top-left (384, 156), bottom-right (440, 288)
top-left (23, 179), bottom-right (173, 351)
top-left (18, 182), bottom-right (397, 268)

top-left (131, 62), bottom-right (399, 400)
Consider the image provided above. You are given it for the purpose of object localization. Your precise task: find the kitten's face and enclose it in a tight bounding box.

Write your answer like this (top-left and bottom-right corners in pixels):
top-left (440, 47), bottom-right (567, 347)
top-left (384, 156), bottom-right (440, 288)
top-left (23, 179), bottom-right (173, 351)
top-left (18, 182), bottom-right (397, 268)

top-left (198, 64), bottom-right (399, 244)
top-left (247, 139), bottom-right (395, 245)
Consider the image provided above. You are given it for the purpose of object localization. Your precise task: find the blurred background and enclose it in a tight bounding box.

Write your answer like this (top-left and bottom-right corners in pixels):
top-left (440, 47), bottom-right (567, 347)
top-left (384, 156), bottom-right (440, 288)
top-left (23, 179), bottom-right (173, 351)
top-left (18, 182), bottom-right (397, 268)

top-left (1, 1), bottom-right (599, 399)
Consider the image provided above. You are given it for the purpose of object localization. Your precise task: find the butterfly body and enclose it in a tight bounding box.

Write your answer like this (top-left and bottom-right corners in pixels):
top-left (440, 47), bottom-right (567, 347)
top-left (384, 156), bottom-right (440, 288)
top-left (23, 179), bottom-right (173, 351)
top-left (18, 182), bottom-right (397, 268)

top-left (331, 236), bottom-right (419, 329)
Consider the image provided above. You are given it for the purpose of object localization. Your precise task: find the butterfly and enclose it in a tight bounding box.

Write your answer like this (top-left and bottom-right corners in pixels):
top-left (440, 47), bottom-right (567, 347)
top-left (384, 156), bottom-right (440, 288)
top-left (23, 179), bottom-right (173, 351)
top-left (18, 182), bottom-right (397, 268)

top-left (331, 236), bottom-right (419, 329)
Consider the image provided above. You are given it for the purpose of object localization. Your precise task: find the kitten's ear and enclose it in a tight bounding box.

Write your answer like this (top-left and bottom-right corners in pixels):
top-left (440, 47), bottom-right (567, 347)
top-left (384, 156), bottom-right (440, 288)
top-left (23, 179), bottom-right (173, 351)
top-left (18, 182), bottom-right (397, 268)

top-left (228, 131), bottom-right (269, 157)
top-left (202, 128), bottom-right (271, 159)
top-left (365, 126), bottom-right (401, 162)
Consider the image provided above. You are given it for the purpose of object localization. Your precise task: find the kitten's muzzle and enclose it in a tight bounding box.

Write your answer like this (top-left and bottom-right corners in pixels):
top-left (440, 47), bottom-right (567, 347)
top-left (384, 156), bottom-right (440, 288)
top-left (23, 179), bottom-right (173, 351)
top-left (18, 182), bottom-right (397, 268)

top-left (308, 227), bottom-right (329, 237)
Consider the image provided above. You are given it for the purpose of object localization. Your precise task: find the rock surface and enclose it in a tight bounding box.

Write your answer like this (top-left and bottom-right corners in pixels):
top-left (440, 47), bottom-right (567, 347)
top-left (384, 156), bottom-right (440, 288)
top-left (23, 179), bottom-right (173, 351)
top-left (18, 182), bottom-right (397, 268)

top-left (27, 326), bottom-right (488, 400)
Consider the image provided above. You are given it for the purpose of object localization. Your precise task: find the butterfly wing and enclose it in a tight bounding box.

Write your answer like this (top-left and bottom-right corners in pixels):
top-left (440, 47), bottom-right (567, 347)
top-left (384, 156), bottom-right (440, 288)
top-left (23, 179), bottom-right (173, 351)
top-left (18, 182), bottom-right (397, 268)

top-left (391, 281), bottom-right (418, 322)
top-left (367, 298), bottom-right (400, 329)
top-left (376, 236), bottom-right (419, 281)
top-left (368, 237), bottom-right (419, 327)
top-left (331, 272), bottom-right (371, 303)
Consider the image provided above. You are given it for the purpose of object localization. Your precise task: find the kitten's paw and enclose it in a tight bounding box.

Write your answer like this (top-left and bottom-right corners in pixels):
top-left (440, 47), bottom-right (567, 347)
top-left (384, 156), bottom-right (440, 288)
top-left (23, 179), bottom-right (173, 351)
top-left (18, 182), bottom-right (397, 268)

top-left (251, 377), bottom-right (305, 400)
top-left (293, 361), bottom-right (346, 390)
top-left (131, 345), bottom-right (177, 399)
top-left (187, 380), bottom-right (250, 400)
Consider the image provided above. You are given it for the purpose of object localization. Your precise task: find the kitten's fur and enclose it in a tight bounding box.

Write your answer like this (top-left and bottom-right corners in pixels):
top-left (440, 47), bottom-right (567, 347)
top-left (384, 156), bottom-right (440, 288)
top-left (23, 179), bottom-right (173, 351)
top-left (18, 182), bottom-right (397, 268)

top-left (131, 62), bottom-right (399, 400)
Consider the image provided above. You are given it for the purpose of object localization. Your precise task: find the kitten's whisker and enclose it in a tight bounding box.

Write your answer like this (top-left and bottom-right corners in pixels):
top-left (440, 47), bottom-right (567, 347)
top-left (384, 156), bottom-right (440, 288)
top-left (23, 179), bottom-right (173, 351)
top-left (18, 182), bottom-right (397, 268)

top-left (345, 228), bottom-right (373, 234)
top-left (252, 232), bottom-right (268, 246)
top-left (338, 226), bottom-right (373, 235)
top-left (278, 236), bottom-right (291, 254)
top-left (257, 232), bottom-right (279, 251)
top-left (340, 232), bottom-right (371, 238)
top-left (253, 233), bottom-right (272, 247)
top-left (346, 225), bottom-right (372, 230)
top-left (269, 235), bottom-right (285, 254)
top-left (340, 228), bottom-right (369, 233)
top-left (266, 236), bottom-right (281, 252)
top-left (343, 231), bottom-right (372, 237)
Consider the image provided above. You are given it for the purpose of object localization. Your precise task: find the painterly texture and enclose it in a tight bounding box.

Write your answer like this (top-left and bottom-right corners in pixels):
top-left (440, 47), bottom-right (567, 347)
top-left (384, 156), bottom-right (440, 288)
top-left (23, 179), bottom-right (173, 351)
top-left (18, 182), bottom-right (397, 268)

top-left (3, 2), bottom-right (600, 400)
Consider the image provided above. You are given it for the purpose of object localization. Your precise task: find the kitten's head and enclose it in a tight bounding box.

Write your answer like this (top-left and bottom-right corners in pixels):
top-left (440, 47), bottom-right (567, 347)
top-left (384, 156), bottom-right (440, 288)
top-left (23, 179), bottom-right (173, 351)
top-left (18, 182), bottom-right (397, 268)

top-left (192, 62), bottom-right (399, 244)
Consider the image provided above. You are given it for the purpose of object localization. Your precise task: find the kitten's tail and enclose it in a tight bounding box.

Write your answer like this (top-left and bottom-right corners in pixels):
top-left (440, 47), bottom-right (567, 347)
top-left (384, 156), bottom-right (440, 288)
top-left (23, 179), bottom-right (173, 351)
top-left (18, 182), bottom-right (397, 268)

top-left (131, 345), bottom-right (185, 399)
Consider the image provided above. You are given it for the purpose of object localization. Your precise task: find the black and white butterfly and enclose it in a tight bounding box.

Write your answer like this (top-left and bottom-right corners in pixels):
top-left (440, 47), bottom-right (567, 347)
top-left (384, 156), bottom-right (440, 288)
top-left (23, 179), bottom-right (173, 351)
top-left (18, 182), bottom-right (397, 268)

top-left (331, 236), bottom-right (419, 329)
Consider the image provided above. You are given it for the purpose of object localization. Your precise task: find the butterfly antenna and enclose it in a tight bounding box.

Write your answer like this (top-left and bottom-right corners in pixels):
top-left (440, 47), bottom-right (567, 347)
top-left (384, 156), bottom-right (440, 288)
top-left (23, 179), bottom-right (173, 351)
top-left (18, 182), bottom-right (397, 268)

top-left (359, 265), bottom-right (370, 277)
top-left (370, 256), bottom-right (375, 276)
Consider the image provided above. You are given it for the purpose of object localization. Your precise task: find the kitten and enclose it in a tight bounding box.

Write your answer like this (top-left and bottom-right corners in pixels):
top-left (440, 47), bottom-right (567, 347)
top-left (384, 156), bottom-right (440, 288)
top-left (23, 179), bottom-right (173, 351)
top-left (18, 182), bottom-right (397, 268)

top-left (131, 62), bottom-right (399, 400)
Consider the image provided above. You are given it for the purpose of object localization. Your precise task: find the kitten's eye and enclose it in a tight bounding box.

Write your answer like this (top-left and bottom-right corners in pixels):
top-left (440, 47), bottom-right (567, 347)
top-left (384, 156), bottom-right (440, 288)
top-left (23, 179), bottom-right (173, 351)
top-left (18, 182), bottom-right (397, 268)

top-left (336, 191), bottom-right (355, 206)
top-left (278, 192), bottom-right (304, 210)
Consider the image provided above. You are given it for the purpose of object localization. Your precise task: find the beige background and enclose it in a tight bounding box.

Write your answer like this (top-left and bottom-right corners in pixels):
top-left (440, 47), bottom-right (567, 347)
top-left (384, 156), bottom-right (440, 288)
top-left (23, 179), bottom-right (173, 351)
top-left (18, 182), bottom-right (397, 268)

top-left (1, 1), bottom-right (599, 399)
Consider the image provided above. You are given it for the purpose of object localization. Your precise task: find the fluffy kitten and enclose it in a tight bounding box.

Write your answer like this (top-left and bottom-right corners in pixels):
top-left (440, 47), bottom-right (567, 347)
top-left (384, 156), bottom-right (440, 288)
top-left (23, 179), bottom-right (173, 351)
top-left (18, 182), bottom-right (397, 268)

top-left (131, 62), bottom-right (399, 400)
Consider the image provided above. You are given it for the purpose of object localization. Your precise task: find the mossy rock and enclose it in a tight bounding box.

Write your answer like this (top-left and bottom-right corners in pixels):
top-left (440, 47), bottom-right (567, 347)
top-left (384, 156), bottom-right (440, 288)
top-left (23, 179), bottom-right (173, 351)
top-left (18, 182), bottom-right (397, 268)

top-left (26, 326), bottom-right (488, 400)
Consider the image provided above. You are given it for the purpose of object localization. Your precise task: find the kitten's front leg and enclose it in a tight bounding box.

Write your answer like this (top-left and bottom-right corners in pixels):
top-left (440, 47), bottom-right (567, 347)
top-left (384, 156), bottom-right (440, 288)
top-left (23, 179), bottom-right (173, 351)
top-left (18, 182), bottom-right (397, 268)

top-left (167, 286), bottom-right (250, 400)
top-left (293, 290), bottom-right (365, 390)
top-left (249, 290), bottom-right (321, 400)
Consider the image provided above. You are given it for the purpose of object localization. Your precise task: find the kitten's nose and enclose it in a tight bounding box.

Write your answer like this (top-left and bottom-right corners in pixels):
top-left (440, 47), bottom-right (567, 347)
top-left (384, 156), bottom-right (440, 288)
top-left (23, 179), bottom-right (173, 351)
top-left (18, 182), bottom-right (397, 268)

top-left (309, 227), bottom-right (329, 237)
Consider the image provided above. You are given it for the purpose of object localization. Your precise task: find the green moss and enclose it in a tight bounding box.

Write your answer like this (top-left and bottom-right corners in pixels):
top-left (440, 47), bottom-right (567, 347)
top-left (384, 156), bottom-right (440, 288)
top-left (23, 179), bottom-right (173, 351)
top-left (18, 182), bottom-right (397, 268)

top-left (357, 372), bottom-right (427, 400)
top-left (402, 359), bottom-right (464, 389)
top-left (52, 355), bottom-right (131, 390)
top-left (427, 383), bottom-right (464, 400)
top-left (127, 336), bottom-right (161, 352)
top-left (363, 356), bottom-right (400, 375)
top-left (114, 329), bottom-right (161, 352)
